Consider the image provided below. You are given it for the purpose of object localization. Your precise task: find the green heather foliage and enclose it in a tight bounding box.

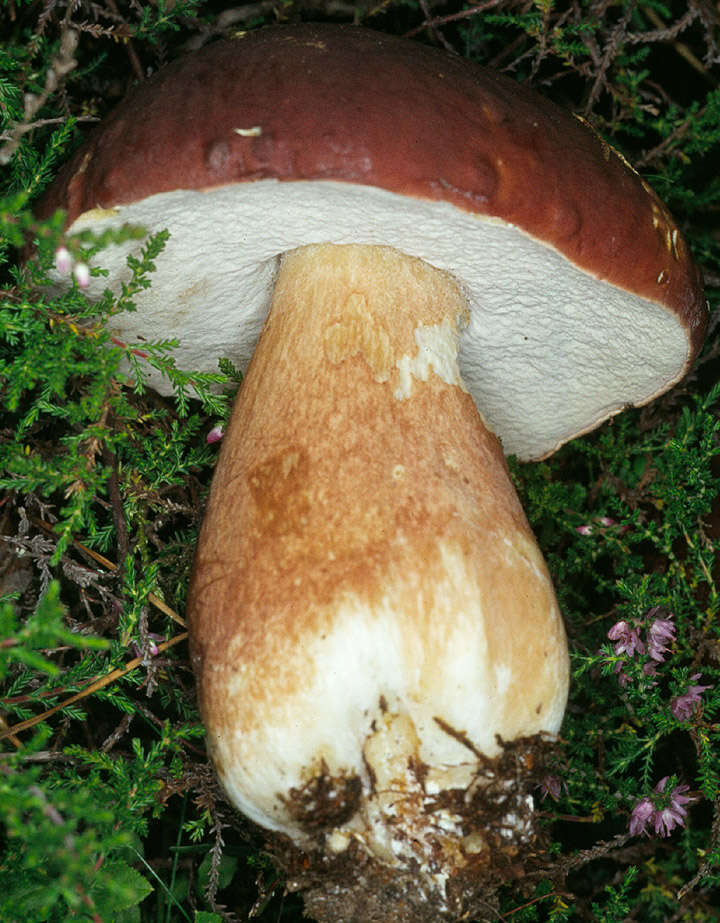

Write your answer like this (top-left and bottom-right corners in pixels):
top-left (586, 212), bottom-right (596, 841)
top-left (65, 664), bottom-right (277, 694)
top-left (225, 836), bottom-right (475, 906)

top-left (1, 1), bottom-right (719, 920)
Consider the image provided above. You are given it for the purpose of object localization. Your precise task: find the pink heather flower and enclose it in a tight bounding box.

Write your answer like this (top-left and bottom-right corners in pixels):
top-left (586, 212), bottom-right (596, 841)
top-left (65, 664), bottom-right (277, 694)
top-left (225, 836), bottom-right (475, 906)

top-left (629, 777), bottom-right (694, 838)
top-left (608, 620), bottom-right (645, 658)
top-left (607, 608), bottom-right (679, 687)
top-left (629, 797), bottom-right (654, 836)
top-left (671, 674), bottom-right (712, 721)
top-left (576, 515), bottom-right (626, 535)
top-left (73, 262), bottom-right (90, 288)
top-left (539, 774), bottom-right (567, 802)
top-left (207, 425), bottom-right (224, 444)
top-left (652, 777), bottom-right (692, 837)
top-left (647, 613), bottom-right (676, 663)
top-left (130, 632), bottom-right (164, 660)
top-left (54, 246), bottom-right (72, 274)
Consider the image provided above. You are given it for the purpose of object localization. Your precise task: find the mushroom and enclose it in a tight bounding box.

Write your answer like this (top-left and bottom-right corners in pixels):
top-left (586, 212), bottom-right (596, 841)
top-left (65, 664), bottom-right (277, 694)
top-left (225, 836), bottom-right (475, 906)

top-left (37, 24), bottom-right (707, 922)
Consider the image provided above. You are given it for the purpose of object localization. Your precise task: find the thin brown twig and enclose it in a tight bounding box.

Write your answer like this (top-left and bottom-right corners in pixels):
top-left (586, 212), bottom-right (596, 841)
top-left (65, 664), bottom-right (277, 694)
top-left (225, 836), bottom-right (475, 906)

top-left (0, 25), bottom-right (79, 166)
top-left (503, 889), bottom-right (571, 918)
top-left (639, 6), bottom-right (718, 87)
top-left (0, 631), bottom-right (188, 742)
top-left (403, 0), bottom-right (506, 40)
top-left (105, 0), bottom-right (145, 82)
top-left (0, 714), bottom-right (23, 749)
top-left (635, 110), bottom-right (699, 169)
top-left (584, 0), bottom-right (639, 114)
top-left (416, 0), bottom-right (456, 53)
top-left (0, 114), bottom-right (97, 143)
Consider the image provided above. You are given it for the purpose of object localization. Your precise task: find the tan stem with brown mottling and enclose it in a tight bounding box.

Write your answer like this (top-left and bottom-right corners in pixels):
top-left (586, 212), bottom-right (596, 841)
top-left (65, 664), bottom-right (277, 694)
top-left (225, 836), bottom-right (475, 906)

top-left (188, 243), bottom-right (568, 876)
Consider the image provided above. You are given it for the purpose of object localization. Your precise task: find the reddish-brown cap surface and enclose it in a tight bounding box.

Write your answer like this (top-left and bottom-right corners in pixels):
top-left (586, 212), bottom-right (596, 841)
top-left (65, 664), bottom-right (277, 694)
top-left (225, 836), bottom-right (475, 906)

top-left (38, 24), bottom-right (707, 459)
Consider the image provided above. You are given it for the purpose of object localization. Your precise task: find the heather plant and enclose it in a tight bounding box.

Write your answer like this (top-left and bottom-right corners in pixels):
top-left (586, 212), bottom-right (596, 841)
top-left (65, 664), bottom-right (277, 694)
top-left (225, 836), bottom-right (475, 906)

top-left (1, 1), bottom-right (719, 921)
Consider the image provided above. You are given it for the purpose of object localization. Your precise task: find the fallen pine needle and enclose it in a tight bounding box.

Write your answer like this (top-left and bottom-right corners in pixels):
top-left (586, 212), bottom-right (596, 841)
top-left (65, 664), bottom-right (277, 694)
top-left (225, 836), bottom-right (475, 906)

top-left (0, 632), bottom-right (188, 742)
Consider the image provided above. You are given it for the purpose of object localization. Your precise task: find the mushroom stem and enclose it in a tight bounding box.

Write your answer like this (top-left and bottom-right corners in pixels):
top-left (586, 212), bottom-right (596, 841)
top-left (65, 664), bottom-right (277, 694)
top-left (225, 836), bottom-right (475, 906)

top-left (188, 243), bottom-right (568, 913)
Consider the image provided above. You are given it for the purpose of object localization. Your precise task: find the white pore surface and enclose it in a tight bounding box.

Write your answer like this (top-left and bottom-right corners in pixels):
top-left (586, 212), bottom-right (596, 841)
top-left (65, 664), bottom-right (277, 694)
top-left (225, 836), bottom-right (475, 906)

top-left (69, 180), bottom-right (690, 460)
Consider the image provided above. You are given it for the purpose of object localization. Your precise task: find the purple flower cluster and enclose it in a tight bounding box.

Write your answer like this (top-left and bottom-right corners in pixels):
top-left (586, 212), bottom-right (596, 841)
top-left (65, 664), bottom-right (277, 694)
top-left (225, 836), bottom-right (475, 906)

top-left (607, 620), bottom-right (645, 659)
top-left (606, 610), bottom-right (713, 721)
top-left (606, 608), bottom-right (677, 686)
top-left (646, 612), bottom-right (677, 664)
top-left (629, 776), bottom-right (693, 838)
top-left (671, 674), bottom-right (712, 721)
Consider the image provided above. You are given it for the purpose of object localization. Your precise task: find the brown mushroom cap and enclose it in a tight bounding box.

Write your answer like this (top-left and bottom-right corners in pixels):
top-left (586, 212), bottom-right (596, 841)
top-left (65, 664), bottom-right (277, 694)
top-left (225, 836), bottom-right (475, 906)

top-left (38, 23), bottom-right (707, 460)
